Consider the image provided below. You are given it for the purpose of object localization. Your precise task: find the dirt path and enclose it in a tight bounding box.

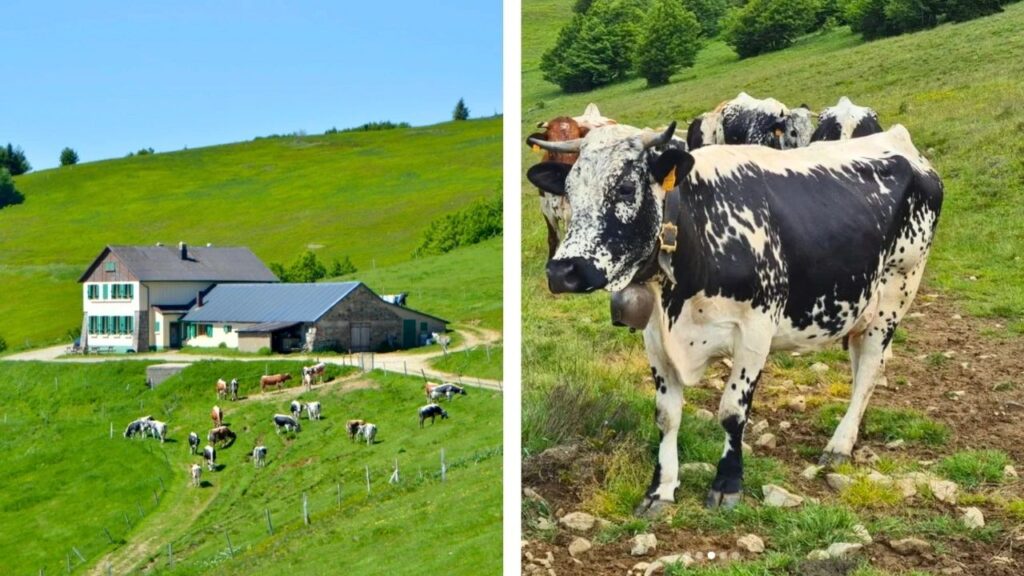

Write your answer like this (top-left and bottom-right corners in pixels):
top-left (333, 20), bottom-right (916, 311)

top-left (523, 291), bottom-right (1024, 576)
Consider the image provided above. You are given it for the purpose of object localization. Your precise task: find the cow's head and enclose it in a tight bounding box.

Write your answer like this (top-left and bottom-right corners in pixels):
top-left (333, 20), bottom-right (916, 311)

top-left (529, 116), bottom-right (584, 165)
top-left (527, 123), bottom-right (693, 293)
top-left (783, 106), bottom-right (814, 148)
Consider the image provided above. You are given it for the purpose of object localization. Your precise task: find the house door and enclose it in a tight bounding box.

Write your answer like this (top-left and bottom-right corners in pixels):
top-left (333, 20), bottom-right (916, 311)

top-left (402, 319), bottom-right (416, 348)
top-left (169, 323), bottom-right (181, 348)
top-left (351, 324), bottom-right (371, 352)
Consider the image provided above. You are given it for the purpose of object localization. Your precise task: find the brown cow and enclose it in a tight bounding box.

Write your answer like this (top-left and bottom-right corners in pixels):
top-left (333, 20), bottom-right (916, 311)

top-left (208, 425), bottom-right (236, 447)
top-left (211, 405), bottom-right (224, 427)
top-left (260, 373), bottom-right (292, 392)
top-left (424, 382), bottom-right (440, 401)
top-left (527, 104), bottom-right (617, 258)
top-left (346, 419), bottom-right (366, 441)
top-left (215, 378), bottom-right (228, 400)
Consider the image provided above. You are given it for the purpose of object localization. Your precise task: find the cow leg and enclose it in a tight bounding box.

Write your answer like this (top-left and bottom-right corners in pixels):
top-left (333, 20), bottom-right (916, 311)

top-left (635, 358), bottom-right (685, 517)
top-left (706, 343), bottom-right (769, 510)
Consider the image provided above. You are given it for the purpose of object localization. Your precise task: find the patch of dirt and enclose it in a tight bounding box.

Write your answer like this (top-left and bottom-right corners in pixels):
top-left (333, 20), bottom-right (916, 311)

top-left (523, 293), bottom-right (1024, 575)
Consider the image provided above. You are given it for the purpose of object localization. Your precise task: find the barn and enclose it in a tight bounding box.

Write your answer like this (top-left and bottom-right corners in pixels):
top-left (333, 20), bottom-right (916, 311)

top-left (178, 282), bottom-right (447, 353)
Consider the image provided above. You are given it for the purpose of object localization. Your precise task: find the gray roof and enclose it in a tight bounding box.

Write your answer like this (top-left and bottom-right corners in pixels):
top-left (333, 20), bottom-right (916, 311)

top-left (79, 245), bottom-right (278, 283)
top-left (236, 321), bottom-right (302, 333)
top-left (182, 282), bottom-right (361, 323)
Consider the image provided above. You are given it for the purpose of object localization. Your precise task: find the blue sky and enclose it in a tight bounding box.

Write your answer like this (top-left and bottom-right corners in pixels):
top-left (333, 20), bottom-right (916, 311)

top-left (0, 1), bottom-right (502, 170)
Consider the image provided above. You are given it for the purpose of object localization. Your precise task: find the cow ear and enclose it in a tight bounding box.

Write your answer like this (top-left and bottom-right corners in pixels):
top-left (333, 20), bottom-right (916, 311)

top-left (650, 149), bottom-right (694, 191)
top-left (799, 103), bottom-right (810, 110)
top-left (526, 133), bottom-right (546, 151)
top-left (527, 162), bottom-right (572, 196)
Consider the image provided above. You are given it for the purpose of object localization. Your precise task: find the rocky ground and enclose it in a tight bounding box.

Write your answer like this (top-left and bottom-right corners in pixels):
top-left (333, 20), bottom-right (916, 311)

top-left (522, 293), bottom-right (1024, 575)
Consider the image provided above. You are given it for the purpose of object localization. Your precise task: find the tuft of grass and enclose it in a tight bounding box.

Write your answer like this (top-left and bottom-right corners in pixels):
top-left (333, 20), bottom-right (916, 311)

top-left (1003, 499), bottom-right (1024, 520)
top-left (594, 518), bottom-right (652, 544)
top-left (840, 477), bottom-right (903, 509)
top-left (936, 450), bottom-right (1011, 489)
top-left (816, 404), bottom-right (949, 445)
top-left (925, 352), bottom-right (949, 368)
top-left (583, 440), bottom-right (654, 519)
top-left (666, 553), bottom-right (793, 575)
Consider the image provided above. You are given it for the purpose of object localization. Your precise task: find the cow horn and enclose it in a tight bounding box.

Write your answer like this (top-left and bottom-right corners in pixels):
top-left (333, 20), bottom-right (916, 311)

top-left (527, 136), bottom-right (582, 153)
top-left (640, 121), bottom-right (677, 149)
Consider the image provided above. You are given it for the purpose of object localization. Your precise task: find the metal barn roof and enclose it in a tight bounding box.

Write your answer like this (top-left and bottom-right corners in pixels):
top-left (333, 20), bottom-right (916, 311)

top-left (181, 282), bottom-right (361, 323)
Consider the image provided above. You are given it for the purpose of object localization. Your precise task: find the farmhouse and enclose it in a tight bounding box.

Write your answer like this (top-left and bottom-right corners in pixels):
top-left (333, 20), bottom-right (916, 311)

top-left (79, 243), bottom-right (277, 352)
top-left (178, 282), bottom-right (447, 353)
top-left (78, 243), bottom-right (447, 353)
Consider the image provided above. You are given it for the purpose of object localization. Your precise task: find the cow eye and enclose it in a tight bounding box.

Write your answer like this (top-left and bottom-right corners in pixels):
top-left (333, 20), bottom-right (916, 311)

top-left (618, 183), bottom-right (636, 199)
top-left (790, 130), bottom-right (798, 137)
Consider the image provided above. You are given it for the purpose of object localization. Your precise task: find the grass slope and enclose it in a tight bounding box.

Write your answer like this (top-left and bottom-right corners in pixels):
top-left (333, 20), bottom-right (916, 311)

top-left (0, 117), bottom-right (500, 349)
top-left (523, 1), bottom-right (1024, 328)
top-left (0, 361), bottom-right (501, 575)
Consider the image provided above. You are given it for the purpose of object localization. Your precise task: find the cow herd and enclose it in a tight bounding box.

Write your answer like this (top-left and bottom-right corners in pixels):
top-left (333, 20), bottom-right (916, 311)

top-left (528, 95), bottom-right (943, 516)
top-left (123, 365), bottom-right (469, 489)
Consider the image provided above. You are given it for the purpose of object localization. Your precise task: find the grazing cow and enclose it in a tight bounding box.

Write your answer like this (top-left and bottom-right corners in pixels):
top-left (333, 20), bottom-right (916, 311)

top-left (431, 383), bottom-right (467, 402)
top-left (273, 414), bottom-right (301, 433)
top-left (208, 425), bottom-right (236, 447)
top-left (229, 378), bottom-right (240, 401)
top-left (357, 423), bottom-right (377, 445)
top-left (424, 381), bottom-right (441, 400)
top-left (306, 401), bottom-right (322, 421)
top-left (203, 445), bottom-right (217, 471)
top-left (290, 400), bottom-right (305, 420)
top-left (146, 420), bottom-right (168, 443)
top-left (688, 93), bottom-right (813, 150)
top-left (216, 378), bottom-right (228, 400)
top-left (302, 362), bottom-right (327, 389)
top-left (188, 432), bottom-right (200, 455)
top-left (260, 373), bottom-right (292, 392)
top-left (418, 404), bottom-right (449, 428)
top-left (528, 122), bottom-right (942, 515)
top-left (210, 405), bottom-right (224, 427)
top-left (189, 463), bottom-right (202, 488)
top-left (346, 419), bottom-right (366, 441)
top-left (811, 96), bottom-right (883, 142)
top-left (252, 445), bottom-right (267, 468)
top-left (123, 419), bottom-right (148, 439)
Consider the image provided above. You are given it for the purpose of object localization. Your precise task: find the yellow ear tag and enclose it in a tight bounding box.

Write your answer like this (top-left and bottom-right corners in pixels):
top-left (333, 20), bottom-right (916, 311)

top-left (662, 167), bottom-right (676, 190)
top-left (532, 144), bottom-right (541, 153)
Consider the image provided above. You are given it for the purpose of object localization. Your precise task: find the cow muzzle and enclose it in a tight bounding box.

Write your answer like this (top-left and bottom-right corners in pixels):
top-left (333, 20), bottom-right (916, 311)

top-left (547, 257), bottom-right (608, 293)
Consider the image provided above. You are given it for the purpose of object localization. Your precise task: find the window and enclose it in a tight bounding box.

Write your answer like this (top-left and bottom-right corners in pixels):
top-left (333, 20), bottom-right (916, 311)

top-left (155, 321), bottom-right (161, 332)
top-left (112, 284), bottom-right (120, 299)
top-left (104, 261), bottom-right (116, 272)
top-left (224, 325), bottom-right (232, 334)
top-left (87, 285), bottom-right (99, 299)
top-left (205, 324), bottom-right (214, 337)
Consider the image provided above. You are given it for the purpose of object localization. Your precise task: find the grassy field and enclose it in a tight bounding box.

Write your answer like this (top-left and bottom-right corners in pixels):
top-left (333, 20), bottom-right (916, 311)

top-left (0, 117), bottom-right (501, 350)
top-left (522, 3), bottom-right (1024, 574)
top-left (428, 344), bottom-right (504, 382)
top-left (0, 361), bottom-right (502, 574)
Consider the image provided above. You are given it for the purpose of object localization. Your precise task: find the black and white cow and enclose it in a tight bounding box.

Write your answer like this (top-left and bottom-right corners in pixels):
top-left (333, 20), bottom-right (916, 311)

top-left (229, 378), bottom-right (240, 401)
top-left (252, 445), bottom-right (267, 468)
top-left (189, 463), bottom-right (202, 488)
top-left (305, 401), bottom-right (322, 421)
top-left (811, 96), bottom-right (883, 142)
top-left (688, 93), bottom-right (813, 150)
top-left (357, 423), bottom-right (377, 445)
top-left (124, 419), bottom-right (148, 439)
top-left (188, 432), bottom-right (200, 455)
top-left (418, 404), bottom-right (449, 428)
top-left (203, 445), bottom-right (217, 472)
top-left (146, 419), bottom-right (168, 443)
top-left (290, 400), bottom-right (305, 420)
top-left (528, 122), bottom-right (942, 515)
top-left (431, 383), bottom-right (467, 402)
top-left (273, 414), bottom-right (301, 433)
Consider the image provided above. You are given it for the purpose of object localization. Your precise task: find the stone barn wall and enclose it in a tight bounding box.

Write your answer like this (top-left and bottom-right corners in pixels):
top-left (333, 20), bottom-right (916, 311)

top-left (311, 285), bottom-right (403, 352)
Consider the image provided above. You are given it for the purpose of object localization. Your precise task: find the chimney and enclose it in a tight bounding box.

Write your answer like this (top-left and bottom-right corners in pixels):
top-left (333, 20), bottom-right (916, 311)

top-left (197, 291), bottom-right (203, 308)
top-left (179, 241), bottom-right (187, 260)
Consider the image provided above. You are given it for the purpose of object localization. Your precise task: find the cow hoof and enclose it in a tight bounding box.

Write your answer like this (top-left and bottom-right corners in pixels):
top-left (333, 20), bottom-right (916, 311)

top-left (634, 497), bottom-right (673, 518)
top-left (704, 490), bottom-right (743, 510)
top-left (819, 451), bottom-right (850, 467)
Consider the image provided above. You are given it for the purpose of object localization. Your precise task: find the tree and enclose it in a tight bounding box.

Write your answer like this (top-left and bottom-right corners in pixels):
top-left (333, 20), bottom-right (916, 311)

top-left (636, 0), bottom-right (703, 86)
top-left (539, 0), bottom-right (646, 93)
top-left (329, 256), bottom-right (358, 277)
top-left (721, 0), bottom-right (818, 58)
top-left (944, 0), bottom-right (1003, 21)
top-left (682, 0), bottom-right (730, 37)
top-left (0, 335), bottom-right (6, 353)
top-left (0, 143), bottom-right (31, 175)
top-left (59, 147), bottom-right (79, 166)
top-left (452, 98), bottom-right (470, 121)
top-left (285, 251), bottom-right (327, 283)
top-left (0, 168), bottom-right (25, 210)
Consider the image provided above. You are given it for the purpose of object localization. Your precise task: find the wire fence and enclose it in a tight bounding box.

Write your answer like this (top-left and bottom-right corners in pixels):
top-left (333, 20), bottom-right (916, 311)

top-left (334, 345), bottom-right (503, 393)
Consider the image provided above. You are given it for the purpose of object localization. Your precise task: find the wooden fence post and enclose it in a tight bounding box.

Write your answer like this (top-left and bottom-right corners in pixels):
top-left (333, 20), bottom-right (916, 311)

top-left (441, 448), bottom-right (447, 482)
top-left (225, 530), bottom-right (234, 558)
top-left (389, 458), bottom-right (400, 484)
top-left (365, 465), bottom-right (371, 494)
top-left (265, 508), bottom-right (274, 535)
top-left (337, 483), bottom-right (342, 508)
top-left (109, 422), bottom-right (113, 439)
top-left (303, 492), bottom-right (309, 526)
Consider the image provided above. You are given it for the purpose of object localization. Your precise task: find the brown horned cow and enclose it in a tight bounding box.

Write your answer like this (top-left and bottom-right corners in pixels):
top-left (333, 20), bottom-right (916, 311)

top-left (260, 373), bottom-right (292, 392)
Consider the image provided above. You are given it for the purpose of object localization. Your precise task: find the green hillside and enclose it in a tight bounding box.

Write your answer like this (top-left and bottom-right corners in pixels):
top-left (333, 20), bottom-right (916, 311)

top-left (523, 2), bottom-right (1024, 326)
top-left (0, 118), bottom-right (501, 350)
top-left (0, 361), bottom-right (501, 574)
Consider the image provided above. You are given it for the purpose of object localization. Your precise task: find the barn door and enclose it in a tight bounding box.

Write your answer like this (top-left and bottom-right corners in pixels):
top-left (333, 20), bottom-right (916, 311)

top-left (402, 319), bottom-right (416, 348)
top-left (169, 322), bottom-right (181, 348)
top-left (351, 324), bottom-right (371, 352)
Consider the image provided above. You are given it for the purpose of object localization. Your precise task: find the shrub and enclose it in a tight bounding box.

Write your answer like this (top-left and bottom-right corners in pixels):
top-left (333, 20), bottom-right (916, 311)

top-left (635, 0), bottom-right (703, 86)
top-left (883, 0), bottom-right (939, 35)
top-left (0, 168), bottom-right (25, 210)
top-left (0, 143), bottom-right (30, 175)
top-left (540, 0), bottom-right (645, 92)
top-left (329, 256), bottom-right (358, 277)
top-left (59, 147), bottom-right (79, 166)
top-left (944, 0), bottom-right (1003, 22)
top-left (413, 191), bottom-right (501, 257)
top-left (257, 347), bottom-right (272, 356)
top-left (721, 0), bottom-right (818, 58)
top-left (682, 0), bottom-right (730, 37)
top-left (0, 335), bottom-right (6, 353)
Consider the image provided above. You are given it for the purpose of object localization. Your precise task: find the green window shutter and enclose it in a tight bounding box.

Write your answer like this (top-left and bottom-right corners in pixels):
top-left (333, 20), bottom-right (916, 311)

top-left (102, 284), bottom-right (109, 299)
top-left (155, 320), bottom-right (161, 332)
top-left (99, 316), bottom-right (106, 334)
top-left (128, 316), bottom-right (133, 333)
top-left (128, 284), bottom-right (134, 299)
top-left (113, 284), bottom-right (120, 299)
top-left (205, 324), bottom-right (213, 337)
top-left (224, 325), bottom-right (232, 334)
top-left (120, 316), bottom-right (127, 334)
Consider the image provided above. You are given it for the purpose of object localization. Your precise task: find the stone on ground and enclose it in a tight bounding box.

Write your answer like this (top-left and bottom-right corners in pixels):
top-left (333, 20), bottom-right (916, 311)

top-left (568, 537), bottom-right (591, 557)
top-left (736, 534), bottom-right (765, 554)
top-left (788, 396), bottom-right (807, 412)
top-left (762, 484), bottom-right (804, 507)
top-left (630, 533), bottom-right (657, 556)
top-left (826, 473), bottom-right (853, 492)
top-left (826, 542), bottom-right (863, 558)
top-left (559, 511), bottom-right (596, 532)
top-left (852, 524), bottom-right (873, 544)
top-left (960, 507), bottom-right (985, 529)
top-left (680, 462), bottom-right (715, 475)
top-left (928, 479), bottom-right (958, 504)
top-left (890, 537), bottom-right (932, 555)
top-left (755, 433), bottom-right (777, 449)
top-left (810, 362), bottom-right (829, 374)
top-left (801, 464), bottom-right (824, 480)
top-left (694, 408), bottom-right (715, 421)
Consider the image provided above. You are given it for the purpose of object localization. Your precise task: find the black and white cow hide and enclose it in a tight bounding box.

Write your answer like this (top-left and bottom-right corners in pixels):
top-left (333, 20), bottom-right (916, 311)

top-left (811, 96), bottom-right (883, 142)
top-left (528, 122), bottom-right (943, 516)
